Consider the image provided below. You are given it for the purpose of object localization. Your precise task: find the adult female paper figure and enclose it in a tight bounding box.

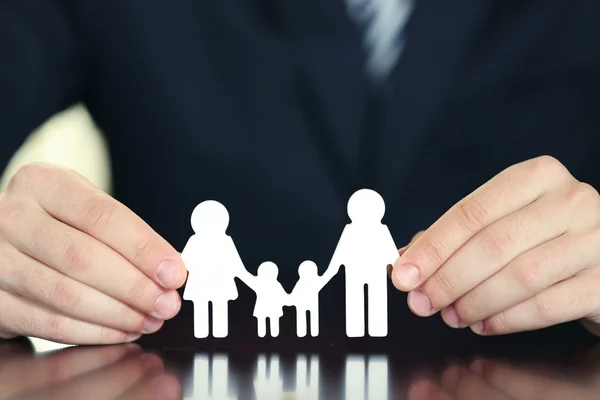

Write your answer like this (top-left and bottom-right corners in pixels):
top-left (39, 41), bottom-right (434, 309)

top-left (181, 200), bottom-right (246, 339)
top-left (289, 260), bottom-right (339, 337)
top-left (238, 262), bottom-right (290, 337)
top-left (327, 189), bottom-right (399, 337)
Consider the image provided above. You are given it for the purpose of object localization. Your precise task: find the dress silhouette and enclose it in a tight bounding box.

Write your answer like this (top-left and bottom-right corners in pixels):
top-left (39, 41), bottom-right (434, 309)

top-left (182, 200), bottom-right (247, 338)
top-left (289, 260), bottom-right (339, 337)
top-left (238, 261), bottom-right (290, 337)
top-left (327, 189), bottom-right (399, 337)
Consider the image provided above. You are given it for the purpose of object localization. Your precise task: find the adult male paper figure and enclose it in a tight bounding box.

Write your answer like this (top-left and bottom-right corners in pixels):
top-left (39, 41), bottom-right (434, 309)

top-left (328, 189), bottom-right (399, 337)
top-left (182, 200), bottom-right (247, 339)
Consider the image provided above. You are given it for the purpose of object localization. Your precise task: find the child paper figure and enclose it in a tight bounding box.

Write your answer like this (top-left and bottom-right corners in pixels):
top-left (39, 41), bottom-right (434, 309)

top-left (327, 189), bottom-right (399, 337)
top-left (289, 261), bottom-right (339, 337)
top-left (182, 200), bottom-right (247, 339)
top-left (238, 262), bottom-right (290, 337)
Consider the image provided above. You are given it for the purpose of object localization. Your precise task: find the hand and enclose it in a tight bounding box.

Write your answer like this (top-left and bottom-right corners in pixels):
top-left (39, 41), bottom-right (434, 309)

top-left (0, 163), bottom-right (187, 344)
top-left (0, 343), bottom-right (181, 400)
top-left (391, 156), bottom-right (600, 336)
top-left (408, 354), bottom-right (600, 400)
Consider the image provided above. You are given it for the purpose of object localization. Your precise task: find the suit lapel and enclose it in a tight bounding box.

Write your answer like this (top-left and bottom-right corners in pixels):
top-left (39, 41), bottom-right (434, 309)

top-left (378, 0), bottom-right (495, 199)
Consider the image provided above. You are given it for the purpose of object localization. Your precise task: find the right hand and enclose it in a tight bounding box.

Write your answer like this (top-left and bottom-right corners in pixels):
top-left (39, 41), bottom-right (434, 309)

top-left (0, 163), bottom-right (187, 344)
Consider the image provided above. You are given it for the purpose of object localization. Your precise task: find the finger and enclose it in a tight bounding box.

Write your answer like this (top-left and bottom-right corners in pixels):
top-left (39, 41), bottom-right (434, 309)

top-left (114, 373), bottom-right (182, 400)
top-left (4, 207), bottom-right (180, 319)
top-left (0, 289), bottom-right (142, 345)
top-left (0, 344), bottom-right (140, 399)
top-left (451, 229), bottom-right (600, 327)
top-left (441, 365), bottom-right (513, 400)
top-left (473, 273), bottom-right (600, 335)
top-left (6, 164), bottom-right (186, 289)
top-left (392, 156), bottom-right (573, 292)
top-left (16, 352), bottom-right (165, 400)
top-left (471, 359), bottom-right (590, 400)
top-left (407, 379), bottom-right (454, 400)
top-left (389, 245), bottom-right (410, 277)
top-left (0, 246), bottom-right (162, 333)
top-left (414, 191), bottom-right (577, 319)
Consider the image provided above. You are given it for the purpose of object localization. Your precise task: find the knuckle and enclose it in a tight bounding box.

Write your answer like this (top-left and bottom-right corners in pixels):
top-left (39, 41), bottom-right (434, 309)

top-left (44, 314), bottom-right (70, 344)
top-left (0, 200), bottom-right (27, 234)
top-left (455, 198), bottom-right (489, 234)
top-left (132, 236), bottom-right (153, 266)
top-left (51, 281), bottom-right (81, 310)
top-left (83, 196), bottom-right (118, 233)
top-left (421, 237), bottom-right (447, 266)
top-left (6, 163), bottom-right (48, 192)
top-left (455, 295), bottom-right (483, 324)
top-left (99, 325), bottom-right (121, 344)
top-left (533, 294), bottom-right (561, 325)
top-left (565, 182), bottom-right (600, 209)
top-left (127, 276), bottom-right (156, 312)
top-left (532, 155), bottom-right (568, 178)
top-left (487, 310), bottom-right (510, 334)
top-left (429, 272), bottom-right (457, 307)
top-left (479, 227), bottom-right (516, 258)
top-left (62, 240), bottom-right (91, 273)
top-left (511, 257), bottom-right (544, 292)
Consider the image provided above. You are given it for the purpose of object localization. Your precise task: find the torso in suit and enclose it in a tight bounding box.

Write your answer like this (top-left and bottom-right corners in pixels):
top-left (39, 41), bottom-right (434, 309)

top-left (1, 0), bottom-right (599, 346)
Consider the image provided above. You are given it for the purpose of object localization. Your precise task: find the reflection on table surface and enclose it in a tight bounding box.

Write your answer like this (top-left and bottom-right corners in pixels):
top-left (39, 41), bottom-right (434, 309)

top-left (2, 339), bottom-right (600, 400)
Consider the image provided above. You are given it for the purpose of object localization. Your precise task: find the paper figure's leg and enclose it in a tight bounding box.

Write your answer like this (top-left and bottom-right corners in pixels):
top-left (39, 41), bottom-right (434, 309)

top-left (297, 309), bottom-right (307, 337)
top-left (367, 276), bottom-right (388, 337)
top-left (270, 317), bottom-right (280, 337)
top-left (310, 307), bottom-right (319, 337)
top-left (257, 317), bottom-right (266, 338)
top-left (212, 301), bottom-right (229, 338)
top-left (194, 300), bottom-right (209, 338)
top-left (346, 277), bottom-right (365, 337)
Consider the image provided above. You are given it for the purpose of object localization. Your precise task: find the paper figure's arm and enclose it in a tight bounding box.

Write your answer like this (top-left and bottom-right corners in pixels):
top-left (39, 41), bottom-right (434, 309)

top-left (317, 263), bottom-right (341, 291)
top-left (236, 267), bottom-right (259, 292)
top-left (384, 227), bottom-right (400, 265)
top-left (323, 226), bottom-right (348, 282)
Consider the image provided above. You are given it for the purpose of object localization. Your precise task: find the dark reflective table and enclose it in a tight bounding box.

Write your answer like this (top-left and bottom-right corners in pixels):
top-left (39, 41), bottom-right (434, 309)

top-left (2, 323), bottom-right (600, 399)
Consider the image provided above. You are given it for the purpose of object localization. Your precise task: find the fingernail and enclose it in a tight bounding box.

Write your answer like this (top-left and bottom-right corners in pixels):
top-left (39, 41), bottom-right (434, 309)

top-left (143, 316), bottom-right (164, 333)
top-left (157, 259), bottom-right (181, 287)
top-left (126, 333), bottom-right (141, 342)
top-left (394, 264), bottom-right (420, 289)
top-left (154, 291), bottom-right (180, 319)
top-left (408, 290), bottom-right (432, 316)
top-left (471, 321), bottom-right (485, 335)
top-left (442, 306), bottom-right (461, 328)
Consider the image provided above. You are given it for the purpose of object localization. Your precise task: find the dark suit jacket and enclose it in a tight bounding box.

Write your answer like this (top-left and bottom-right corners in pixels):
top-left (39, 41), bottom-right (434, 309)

top-left (1, 1), bottom-right (599, 348)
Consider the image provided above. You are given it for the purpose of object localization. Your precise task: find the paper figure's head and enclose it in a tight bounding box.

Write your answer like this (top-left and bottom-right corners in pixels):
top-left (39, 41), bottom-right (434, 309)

top-left (298, 261), bottom-right (318, 278)
top-left (257, 261), bottom-right (278, 279)
top-left (191, 200), bottom-right (229, 234)
top-left (347, 189), bottom-right (385, 223)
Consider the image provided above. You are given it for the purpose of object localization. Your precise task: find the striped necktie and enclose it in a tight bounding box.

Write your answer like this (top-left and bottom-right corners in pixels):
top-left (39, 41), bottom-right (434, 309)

top-left (345, 0), bottom-right (414, 84)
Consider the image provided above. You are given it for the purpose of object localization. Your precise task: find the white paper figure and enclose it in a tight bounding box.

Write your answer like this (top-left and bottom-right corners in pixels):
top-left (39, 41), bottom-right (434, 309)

top-left (344, 355), bottom-right (389, 400)
top-left (182, 200), bottom-right (248, 338)
top-left (185, 354), bottom-right (237, 400)
top-left (254, 354), bottom-right (284, 398)
top-left (289, 261), bottom-right (339, 337)
top-left (238, 262), bottom-right (290, 337)
top-left (328, 189), bottom-right (399, 337)
top-left (289, 354), bottom-right (319, 399)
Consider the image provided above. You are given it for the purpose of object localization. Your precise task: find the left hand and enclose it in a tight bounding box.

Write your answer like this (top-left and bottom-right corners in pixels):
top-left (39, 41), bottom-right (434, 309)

top-left (391, 155), bottom-right (600, 336)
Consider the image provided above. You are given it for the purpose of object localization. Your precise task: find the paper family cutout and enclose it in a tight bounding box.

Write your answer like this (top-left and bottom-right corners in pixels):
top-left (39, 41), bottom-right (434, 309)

top-left (182, 189), bottom-right (398, 339)
top-left (186, 353), bottom-right (389, 400)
